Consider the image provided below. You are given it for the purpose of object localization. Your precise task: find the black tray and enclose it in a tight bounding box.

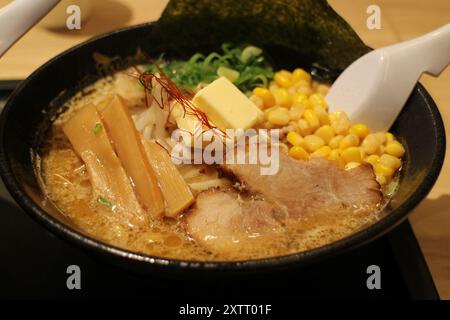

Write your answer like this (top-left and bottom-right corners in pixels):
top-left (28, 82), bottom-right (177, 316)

top-left (0, 83), bottom-right (439, 300)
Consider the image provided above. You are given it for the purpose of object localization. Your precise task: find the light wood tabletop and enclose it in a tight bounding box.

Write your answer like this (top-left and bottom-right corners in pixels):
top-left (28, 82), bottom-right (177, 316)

top-left (0, 0), bottom-right (449, 298)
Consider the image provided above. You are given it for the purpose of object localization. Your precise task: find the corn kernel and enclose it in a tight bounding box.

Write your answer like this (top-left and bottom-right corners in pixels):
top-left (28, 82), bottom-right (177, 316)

top-left (385, 141), bottom-right (405, 157)
top-left (316, 84), bottom-right (330, 96)
top-left (314, 105), bottom-right (330, 125)
top-left (297, 119), bottom-right (312, 136)
top-left (267, 107), bottom-right (290, 126)
top-left (303, 109), bottom-right (320, 131)
top-left (374, 132), bottom-right (387, 144)
top-left (296, 84), bottom-right (313, 96)
top-left (289, 146), bottom-right (309, 160)
top-left (287, 131), bottom-right (306, 147)
top-left (287, 121), bottom-right (299, 132)
top-left (249, 94), bottom-right (263, 109)
top-left (328, 149), bottom-right (341, 161)
top-left (328, 135), bottom-right (344, 149)
top-left (269, 82), bottom-right (279, 93)
top-left (304, 135), bottom-right (325, 152)
top-left (289, 103), bottom-right (305, 120)
top-left (292, 93), bottom-right (308, 104)
top-left (330, 111), bottom-right (351, 135)
top-left (365, 154), bottom-right (380, 166)
top-left (345, 162), bottom-right (361, 170)
top-left (361, 134), bottom-right (381, 155)
top-left (374, 163), bottom-right (394, 178)
top-left (292, 68), bottom-right (311, 82)
top-left (279, 143), bottom-right (289, 154)
top-left (253, 87), bottom-right (275, 108)
top-left (379, 154), bottom-right (402, 170)
top-left (385, 132), bottom-right (395, 144)
top-left (272, 88), bottom-right (291, 108)
top-left (310, 146), bottom-right (331, 159)
top-left (315, 125), bottom-right (335, 144)
top-left (341, 147), bottom-right (362, 163)
top-left (349, 124), bottom-right (370, 139)
top-left (309, 93), bottom-right (327, 109)
top-left (274, 70), bottom-right (293, 88)
top-left (376, 174), bottom-right (387, 185)
top-left (339, 134), bottom-right (360, 150)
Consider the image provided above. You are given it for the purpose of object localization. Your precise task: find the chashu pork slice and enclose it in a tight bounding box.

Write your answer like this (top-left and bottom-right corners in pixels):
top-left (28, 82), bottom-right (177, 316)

top-left (184, 188), bottom-right (286, 256)
top-left (185, 154), bottom-right (382, 256)
top-left (221, 153), bottom-right (382, 219)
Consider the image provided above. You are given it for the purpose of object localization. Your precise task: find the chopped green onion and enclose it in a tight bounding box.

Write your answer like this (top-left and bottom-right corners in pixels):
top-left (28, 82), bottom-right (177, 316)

top-left (240, 46), bottom-right (263, 62)
top-left (384, 180), bottom-right (399, 197)
top-left (97, 195), bottom-right (113, 208)
top-left (92, 122), bottom-right (103, 134)
top-left (145, 44), bottom-right (273, 92)
top-left (217, 66), bottom-right (240, 83)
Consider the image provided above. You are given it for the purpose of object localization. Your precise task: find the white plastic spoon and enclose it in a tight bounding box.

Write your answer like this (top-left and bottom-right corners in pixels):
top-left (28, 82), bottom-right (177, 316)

top-left (0, 0), bottom-right (61, 58)
top-left (326, 23), bottom-right (450, 132)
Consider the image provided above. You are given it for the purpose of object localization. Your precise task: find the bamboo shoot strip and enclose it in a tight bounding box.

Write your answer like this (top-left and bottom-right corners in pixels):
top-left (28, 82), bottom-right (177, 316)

top-left (142, 139), bottom-right (195, 217)
top-left (62, 104), bottom-right (147, 228)
top-left (100, 96), bottom-right (165, 217)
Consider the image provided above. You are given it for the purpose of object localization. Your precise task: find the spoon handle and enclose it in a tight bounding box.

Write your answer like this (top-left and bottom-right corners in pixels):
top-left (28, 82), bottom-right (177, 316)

top-left (0, 0), bottom-right (61, 58)
top-left (389, 23), bottom-right (450, 77)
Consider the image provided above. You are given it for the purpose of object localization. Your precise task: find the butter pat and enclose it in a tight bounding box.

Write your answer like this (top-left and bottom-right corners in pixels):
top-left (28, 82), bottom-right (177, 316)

top-left (193, 77), bottom-right (263, 130)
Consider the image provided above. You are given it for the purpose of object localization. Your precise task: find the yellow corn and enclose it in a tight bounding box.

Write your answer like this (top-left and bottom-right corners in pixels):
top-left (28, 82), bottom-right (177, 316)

top-left (297, 119), bottom-right (312, 136)
top-left (365, 154), bottom-right (380, 166)
top-left (361, 134), bottom-right (381, 155)
top-left (309, 93), bottom-right (327, 109)
top-left (310, 146), bottom-right (332, 159)
top-left (330, 111), bottom-right (351, 135)
top-left (375, 174), bottom-right (387, 185)
top-left (349, 123), bottom-right (370, 139)
top-left (292, 68), bottom-right (311, 82)
top-left (289, 103), bottom-right (305, 120)
top-left (374, 132), bottom-right (387, 144)
top-left (253, 87), bottom-right (275, 108)
top-left (249, 94), bottom-right (263, 109)
top-left (385, 141), bottom-right (405, 157)
top-left (272, 88), bottom-right (291, 108)
top-left (345, 162), bottom-right (361, 170)
top-left (304, 135), bottom-right (325, 152)
top-left (374, 163), bottom-right (394, 178)
top-left (339, 134), bottom-right (360, 150)
top-left (267, 107), bottom-right (290, 126)
top-left (274, 70), bottom-right (293, 88)
top-left (315, 125), bottom-right (335, 144)
top-left (269, 82), bottom-right (279, 93)
top-left (385, 132), bottom-right (395, 144)
top-left (314, 105), bottom-right (330, 125)
top-left (279, 143), bottom-right (289, 154)
top-left (316, 84), bottom-right (330, 96)
top-left (328, 135), bottom-right (344, 149)
top-left (287, 131), bottom-right (306, 148)
top-left (296, 83), bottom-right (313, 96)
top-left (379, 154), bottom-right (402, 170)
top-left (303, 109), bottom-right (320, 132)
top-left (292, 92), bottom-right (308, 104)
top-left (289, 146), bottom-right (309, 160)
top-left (328, 149), bottom-right (341, 161)
top-left (341, 147), bottom-right (362, 163)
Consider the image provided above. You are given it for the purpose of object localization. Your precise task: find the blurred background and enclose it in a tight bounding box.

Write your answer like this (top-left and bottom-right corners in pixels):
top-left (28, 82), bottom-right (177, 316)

top-left (0, 0), bottom-right (449, 298)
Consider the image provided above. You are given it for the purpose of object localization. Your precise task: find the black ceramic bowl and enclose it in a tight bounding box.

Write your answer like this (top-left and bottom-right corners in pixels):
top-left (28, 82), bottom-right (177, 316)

top-left (0, 23), bottom-right (446, 275)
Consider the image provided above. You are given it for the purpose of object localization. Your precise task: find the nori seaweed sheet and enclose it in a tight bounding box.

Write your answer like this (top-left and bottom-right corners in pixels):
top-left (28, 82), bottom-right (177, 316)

top-left (153, 0), bottom-right (370, 76)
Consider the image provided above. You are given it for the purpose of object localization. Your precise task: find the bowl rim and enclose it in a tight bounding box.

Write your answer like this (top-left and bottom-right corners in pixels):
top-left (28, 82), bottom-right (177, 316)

top-left (0, 22), bottom-right (446, 271)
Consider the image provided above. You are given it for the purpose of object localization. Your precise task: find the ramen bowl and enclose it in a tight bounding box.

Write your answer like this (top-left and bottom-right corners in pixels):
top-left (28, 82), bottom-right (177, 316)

top-left (0, 23), bottom-right (445, 275)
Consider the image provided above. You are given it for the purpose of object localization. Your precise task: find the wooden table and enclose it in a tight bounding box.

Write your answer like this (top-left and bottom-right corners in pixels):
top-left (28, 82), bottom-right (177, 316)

top-left (0, 0), bottom-right (449, 298)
